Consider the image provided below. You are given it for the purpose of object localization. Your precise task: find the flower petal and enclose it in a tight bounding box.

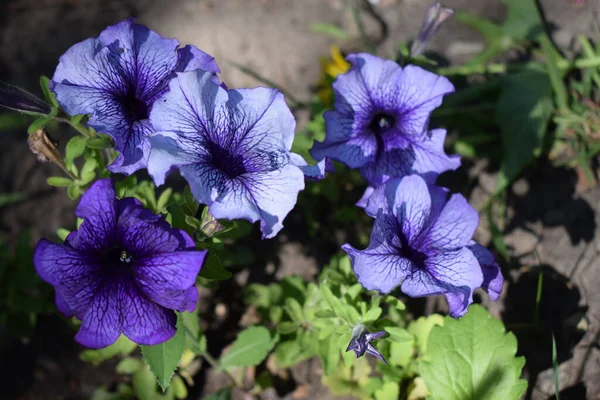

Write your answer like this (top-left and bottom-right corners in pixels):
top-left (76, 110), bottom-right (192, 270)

top-left (70, 179), bottom-right (118, 251)
top-left (183, 164), bottom-right (305, 239)
top-left (425, 192), bottom-right (478, 250)
top-left (150, 69), bottom-right (229, 135)
top-left (98, 19), bottom-right (180, 102)
top-left (412, 129), bottom-right (460, 176)
top-left (227, 87), bottom-right (296, 152)
top-left (147, 131), bottom-right (198, 186)
top-left (75, 282), bottom-right (122, 349)
top-left (108, 120), bottom-right (153, 175)
top-left (359, 147), bottom-right (416, 186)
top-left (135, 250), bottom-right (207, 312)
top-left (401, 247), bottom-right (483, 317)
top-left (176, 45), bottom-right (220, 74)
top-left (289, 153), bottom-right (331, 181)
top-left (120, 285), bottom-right (177, 346)
top-left (356, 186), bottom-right (376, 209)
top-left (343, 212), bottom-right (411, 294)
top-left (116, 197), bottom-right (194, 256)
top-left (395, 65), bottom-right (454, 136)
top-left (467, 242), bottom-right (503, 301)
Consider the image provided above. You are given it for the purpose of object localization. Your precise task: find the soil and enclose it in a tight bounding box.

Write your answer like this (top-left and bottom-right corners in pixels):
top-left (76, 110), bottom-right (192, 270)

top-left (1, 0), bottom-right (600, 399)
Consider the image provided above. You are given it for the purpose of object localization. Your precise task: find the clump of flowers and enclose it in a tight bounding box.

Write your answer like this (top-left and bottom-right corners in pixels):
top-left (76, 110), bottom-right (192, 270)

top-left (343, 175), bottom-right (503, 317)
top-left (51, 19), bottom-right (219, 174)
top-left (34, 179), bottom-right (207, 348)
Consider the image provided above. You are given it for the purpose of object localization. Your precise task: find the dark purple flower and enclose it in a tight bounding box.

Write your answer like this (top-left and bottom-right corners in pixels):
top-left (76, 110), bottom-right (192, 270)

top-left (346, 325), bottom-right (387, 364)
top-left (0, 81), bottom-right (50, 115)
top-left (310, 53), bottom-right (459, 188)
top-left (410, 2), bottom-right (454, 57)
top-left (147, 70), bottom-right (306, 239)
top-left (51, 19), bottom-right (219, 175)
top-left (342, 175), bottom-right (503, 317)
top-left (34, 179), bottom-right (207, 348)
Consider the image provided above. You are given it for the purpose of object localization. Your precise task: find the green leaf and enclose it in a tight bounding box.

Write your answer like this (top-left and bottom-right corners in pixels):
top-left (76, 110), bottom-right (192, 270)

top-left (27, 117), bottom-right (52, 134)
top-left (80, 335), bottom-right (137, 366)
top-left (277, 321), bottom-right (299, 335)
top-left (318, 336), bottom-right (340, 375)
top-left (384, 327), bottom-right (412, 343)
top-left (320, 284), bottom-right (350, 324)
top-left (198, 253), bottom-right (232, 280)
top-left (419, 305), bottom-right (527, 400)
top-left (116, 357), bottom-right (143, 374)
top-left (67, 183), bottom-right (81, 200)
top-left (39, 76), bottom-right (58, 109)
top-left (502, 0), bottom-right (543, 40)
top-left (496, 68), bottom-right (553, 191)
top-left (363, 307), bottom-right (382, 323)
top-left (65, 136), bottom-right (87, 164)
top-left (408, 314), bottom-right (444, 354)
top-left (285, 298), bottom-right (304, 322)
top-left (56, 228), bottom-right (70, 241)
top-left (539, 35), bottom-right (568, 111)
top-left (219, 326), bottom-right (278, 369)
top-left (156, 188), bottom-right (173, 212)
top-left (86, 135), bottom-right (114, 149)
top-left (141, 314), bottom-right (186, 391)
top-left (46, 176), bottom-right (72, 187)
top-left (132, 368), bottom-right (157, 400)
top-left (374, 381), bottom-right (400, 400)
top-left (171, 374), bottom-right (188, 400)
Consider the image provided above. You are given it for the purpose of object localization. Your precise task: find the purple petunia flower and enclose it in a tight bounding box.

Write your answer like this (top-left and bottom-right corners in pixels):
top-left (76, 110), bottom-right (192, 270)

top-left (310, 53), bottom-right (459, 189)
top-left (342, 175), bottom-right (503, 317)
top-left (33, 179), bottom-right (207, 348)
top-left (51, 19), bottom-right (219, 175)
top-left (346, 325), bottom-right (387, 364)
top-left (147, 70), bottom-right (306, 239)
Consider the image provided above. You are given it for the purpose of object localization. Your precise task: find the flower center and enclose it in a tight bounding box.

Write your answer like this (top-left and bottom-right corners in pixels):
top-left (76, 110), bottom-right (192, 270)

top-left (105, 247), bottom-right (135, 267)
top-left (122, 90), bottom-right (149, 122)
top-left (369, 112), bottom-right (396, 135)
top-left (208, 142), bottom-right (247, 178)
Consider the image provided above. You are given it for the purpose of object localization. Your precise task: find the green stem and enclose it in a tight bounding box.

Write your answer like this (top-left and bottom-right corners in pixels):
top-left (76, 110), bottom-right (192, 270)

top-left (56, 117), bottom-right (93, 138)
top-left (438, 56), bottom-right (600, 76)
top-left (201, 351), bottom-right (240, 388)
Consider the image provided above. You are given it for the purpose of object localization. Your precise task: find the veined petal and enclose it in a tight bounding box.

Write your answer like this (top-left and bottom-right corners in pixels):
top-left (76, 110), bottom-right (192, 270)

top-left (227, 87), bottom-right (296, 152)
top-left (176, 45), bottom-right (220, 74)
top-left (98, 19), bottom-right (180, 101)
top-left (343, 212), bottom-right (411, 294)
top-left (467, 242), bottom-right (503, 301)
top-left (359, 147), bottom-right (415, 186)
top-left (150, 69), bottom-right (229, 135)
top-left (191, 165), bottom-right (305, 239)
top-left (147, 131), bottom-right (199, 186)
top-left (401, 247), bottom-right (483, 317)
top-left (120, 284), bottom-right (177, 346)
top-left (75, 282), bottom-right (122, 349)
top-left (116, 197), bottom-right (194, 255)
top-left (412, 129), bottom-right (461, 176)
top-left (425, 193), bottom-right (478, 250)
top-left (395, 65), bottom-right (454, 136)
top-left (71, 179), bottom-right (118, 251)
top-left (135, 250), bottom-right (207, 312)
top-left (108, 120), bottom-right (153, 175)
top-left (356, 185), bottom-right (376, 209)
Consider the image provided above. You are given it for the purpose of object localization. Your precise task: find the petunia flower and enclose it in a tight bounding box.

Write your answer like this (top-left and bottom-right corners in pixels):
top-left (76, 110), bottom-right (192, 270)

top-left (309, 53), bottom-right (459, 190)
top-left (0, 81), bottom-right (51, 115)
top-left (346, 325), bottom-right (387, 364)
top-left (34, 179), bottom-right (207, 348)
top-left (51, 18), bottom-right (219, 175)
top-left (410, 2), bottom-right (454, 57)
top-left (147, 69), bottom-right (306, 239)
top-left (342, 175), bottom-right (503, 318)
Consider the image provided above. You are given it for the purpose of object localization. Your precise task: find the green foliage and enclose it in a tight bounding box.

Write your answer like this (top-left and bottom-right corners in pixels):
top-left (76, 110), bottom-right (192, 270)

top-left (80, 335), bottom-right (137, 366)
top-left (419, 305), bottom-right (527, 400)
top-left (219, 326), bottom-right (278, 369)
top-left (141, 314), bottom-right (186, 391)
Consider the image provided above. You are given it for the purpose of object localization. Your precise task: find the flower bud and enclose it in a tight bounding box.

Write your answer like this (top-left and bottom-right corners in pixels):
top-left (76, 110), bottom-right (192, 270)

top-left (0, 81), bottom-right (50, 115)
top-left (410, 2), bottom-right (454, 57)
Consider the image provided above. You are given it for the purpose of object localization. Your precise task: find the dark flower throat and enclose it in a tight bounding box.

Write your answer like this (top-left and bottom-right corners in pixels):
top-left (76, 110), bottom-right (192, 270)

top-left (369, 113), bottom-right (396, 135)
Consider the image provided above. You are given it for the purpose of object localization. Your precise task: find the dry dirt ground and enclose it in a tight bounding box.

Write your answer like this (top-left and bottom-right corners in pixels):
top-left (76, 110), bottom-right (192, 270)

top-left (1, 0), bottom-right (600, 399)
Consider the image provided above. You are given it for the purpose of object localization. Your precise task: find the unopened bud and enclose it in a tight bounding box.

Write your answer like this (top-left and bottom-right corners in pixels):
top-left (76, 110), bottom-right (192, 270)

top-left (410, 2), bottom-right (454, 57)
top-left (0, 81), bottom-right (50, 115)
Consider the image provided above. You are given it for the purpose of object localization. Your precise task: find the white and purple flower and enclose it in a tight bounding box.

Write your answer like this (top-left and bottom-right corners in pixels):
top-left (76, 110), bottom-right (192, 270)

top-left (33, 179), bottom-right (207, 348)
top-left (147, 69), bottom-right (307, 239)
top-left (50, 19), bottom-right (219, 174)
top-left (342, 175), bottom-right (503, 317)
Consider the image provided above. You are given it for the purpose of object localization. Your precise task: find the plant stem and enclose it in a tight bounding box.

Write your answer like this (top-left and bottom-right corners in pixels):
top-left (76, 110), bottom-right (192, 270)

top-left (201, 351), bottom-right (240, 388)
